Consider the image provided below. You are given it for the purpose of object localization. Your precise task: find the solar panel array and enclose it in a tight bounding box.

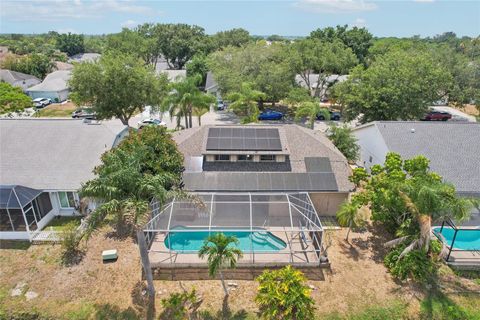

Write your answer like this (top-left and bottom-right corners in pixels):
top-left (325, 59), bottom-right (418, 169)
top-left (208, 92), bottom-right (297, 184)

top-left (206, 127), bottom-right (282, 151)
top-left (183, 172), bottom-right (338, 192)
top-left (304, 157), bottom-right (333, 173)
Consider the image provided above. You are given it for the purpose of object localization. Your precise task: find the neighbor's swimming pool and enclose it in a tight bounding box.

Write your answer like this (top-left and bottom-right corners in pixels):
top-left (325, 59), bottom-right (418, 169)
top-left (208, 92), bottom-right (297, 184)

top-left (164, 228), bottom-right (287, 253)
top-left (433, 227), bottom-right (480, 250)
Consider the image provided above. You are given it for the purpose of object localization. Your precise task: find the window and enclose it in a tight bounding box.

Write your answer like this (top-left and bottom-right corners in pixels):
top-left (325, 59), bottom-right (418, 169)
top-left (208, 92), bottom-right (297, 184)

top-left (214, 155), bottom-right (230, 161)
top-left (58, 192), bottom-right (76, 208)
top-left (260, 155), bottom-right (275, 162)
top-left (237, 154), bottom-right (253, 161)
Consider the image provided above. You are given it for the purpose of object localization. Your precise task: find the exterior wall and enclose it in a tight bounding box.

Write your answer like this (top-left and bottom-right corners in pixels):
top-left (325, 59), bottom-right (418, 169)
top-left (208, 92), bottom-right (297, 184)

top-left (57, 89), bottom-right (70, 102)
top-left (309, 192), bottom-right (349, 216)
top-left (50, 191), bottom-right (79, 216)
top-left (27, 90), bottom-right (60, 101)
top-left (13, 79), bottom-right (41, 92)
top-left (353, 125), bottom-right (390, 170)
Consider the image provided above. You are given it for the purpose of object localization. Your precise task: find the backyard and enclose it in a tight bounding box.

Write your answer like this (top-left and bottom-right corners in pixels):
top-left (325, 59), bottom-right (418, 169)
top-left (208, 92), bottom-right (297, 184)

top-left (33, 102), bottom-right (77, 118)
top-left (1, 224), bottom-right (479, 319)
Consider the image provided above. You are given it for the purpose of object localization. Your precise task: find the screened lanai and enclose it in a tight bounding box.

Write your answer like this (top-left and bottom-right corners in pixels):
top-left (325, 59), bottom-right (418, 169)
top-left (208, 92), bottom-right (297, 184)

top-left (144, 192), bottom-right (325, 267)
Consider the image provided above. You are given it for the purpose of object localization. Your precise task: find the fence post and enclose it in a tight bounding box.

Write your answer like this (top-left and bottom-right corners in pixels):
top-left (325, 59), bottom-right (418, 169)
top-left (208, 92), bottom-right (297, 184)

top-left (446, 229), bottom-right (459, 262)
top-left (137, 230), bottom-right (155, 298)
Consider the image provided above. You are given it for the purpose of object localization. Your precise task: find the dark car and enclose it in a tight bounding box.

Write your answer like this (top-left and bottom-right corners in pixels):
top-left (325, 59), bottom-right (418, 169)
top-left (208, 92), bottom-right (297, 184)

top-left (317, 110), bottom-right (341, 121)
top-left (422, 110), bottom-right (452, 121)
top-left (72, 108), bottom-right (96, 119)
top-left (258, 110), bottom-right (284, 121)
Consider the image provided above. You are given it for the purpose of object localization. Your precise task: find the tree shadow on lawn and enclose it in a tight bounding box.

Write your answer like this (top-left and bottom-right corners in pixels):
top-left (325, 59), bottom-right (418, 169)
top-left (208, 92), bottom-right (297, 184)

top-left (92, 303), bottom-right (142, 320)
top-left (420, 289), bottom-right (478, 320)
top-left (350, 223), bottom-right (392, 263)
top-left (197, 295), bottom-right (249, 320)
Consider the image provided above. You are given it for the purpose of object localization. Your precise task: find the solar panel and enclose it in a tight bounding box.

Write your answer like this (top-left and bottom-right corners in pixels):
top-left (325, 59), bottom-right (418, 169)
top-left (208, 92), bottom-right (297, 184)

top-left (304, 157), bottom-right (333, 172)
top-left (206, 128), bottom-right (282, 151)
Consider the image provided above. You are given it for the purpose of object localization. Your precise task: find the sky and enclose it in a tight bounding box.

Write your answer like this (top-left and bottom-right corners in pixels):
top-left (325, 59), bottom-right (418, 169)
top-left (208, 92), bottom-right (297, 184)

top-left (0, 0), bottom-right (479, 38)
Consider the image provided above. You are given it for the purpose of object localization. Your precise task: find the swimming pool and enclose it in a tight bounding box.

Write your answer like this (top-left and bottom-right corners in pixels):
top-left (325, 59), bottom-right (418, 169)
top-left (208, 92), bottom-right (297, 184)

top-left (433, 227), bottom-right (480, 250)
top-left (164, 228), bottom-right (287, 253)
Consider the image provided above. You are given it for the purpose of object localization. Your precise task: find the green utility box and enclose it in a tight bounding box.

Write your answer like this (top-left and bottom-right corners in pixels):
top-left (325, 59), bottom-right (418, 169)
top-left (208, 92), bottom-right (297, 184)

top-left (102, 249), bottom-right (118, 261)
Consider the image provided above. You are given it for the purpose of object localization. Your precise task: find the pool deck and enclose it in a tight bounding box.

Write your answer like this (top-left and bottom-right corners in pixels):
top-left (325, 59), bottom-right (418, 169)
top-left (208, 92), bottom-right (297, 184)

top-left (148, 227), bottom-right (321, 267)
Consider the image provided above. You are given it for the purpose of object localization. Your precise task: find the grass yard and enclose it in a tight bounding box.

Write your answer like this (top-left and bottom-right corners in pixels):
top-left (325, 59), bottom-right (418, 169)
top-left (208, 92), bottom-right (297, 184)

top-left (44, 216), bottom-right (82, 231)
top-left (0, 225), bottom-right (479, 319)
top-left (34, 102), bottom-right (77, 118)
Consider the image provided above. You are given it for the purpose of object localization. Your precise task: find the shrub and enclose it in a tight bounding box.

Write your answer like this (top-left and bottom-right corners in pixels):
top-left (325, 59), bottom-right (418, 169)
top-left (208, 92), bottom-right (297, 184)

top-left (159, 289), bottom-right (199, 320)
top-left (384, 244), bottom-right (437, 283)
top-left (255, 266), bottom-right (315, 320)
top-left (60, 222), bottom-right (84, 265)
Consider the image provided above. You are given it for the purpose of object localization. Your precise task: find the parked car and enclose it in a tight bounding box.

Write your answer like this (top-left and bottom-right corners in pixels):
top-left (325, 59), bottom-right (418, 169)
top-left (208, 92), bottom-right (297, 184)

top-left (422, 110), bottom-right (452, 121)
top-left (258, 110), bottom-right (284, 121)
top-left (72, 108), bottom-right (96, 119)
top-left (217, 100), bottom-right (226, 111)
top-left (33, 98), bottom-right (51, 109)
top-left (137, 118), bottom-right (167, 128)
top-left (317, 110), bottom-right (341, 121)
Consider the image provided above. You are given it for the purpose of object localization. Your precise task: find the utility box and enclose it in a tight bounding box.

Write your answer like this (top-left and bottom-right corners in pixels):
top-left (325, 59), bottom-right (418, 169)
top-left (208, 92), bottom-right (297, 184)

top-left (102, 249), bottom-right (118, 262)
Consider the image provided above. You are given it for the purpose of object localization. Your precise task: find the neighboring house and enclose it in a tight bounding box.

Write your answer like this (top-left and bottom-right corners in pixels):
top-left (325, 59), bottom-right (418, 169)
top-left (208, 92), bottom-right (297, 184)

top-left (68, 53), bottom-right (101, 63)
top-left (0, 119), bottom-right (128, 240)
top-left (173, 124), bottom-right (353, 216)
top-left (0, 69), bottom-right (41, 91)
top-left (26, 70), bottom-right (71, 102)
top-left (205, 71), bottom-right (220, 97)
top-left (295, 74), bottom-right (348, 99)
top-left (353, 121), bottom-right (480, 199)
top-left (158, 69), bottom-right (187, 82)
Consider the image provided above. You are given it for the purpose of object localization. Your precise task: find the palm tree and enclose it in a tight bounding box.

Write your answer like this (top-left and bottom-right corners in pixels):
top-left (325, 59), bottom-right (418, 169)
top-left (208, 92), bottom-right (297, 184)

top-left (294, 101), bottom-right (329, 129)
top-left (227, 82), bottom-right (266, 124)
top-left (163, 75), bottom-right (215, 129)
top-left (336, 199), bottom-right (369, 242)
top-left (198, 233), bottom-right (243, 296)
top-left (385, 177), bottom-right (471, 259)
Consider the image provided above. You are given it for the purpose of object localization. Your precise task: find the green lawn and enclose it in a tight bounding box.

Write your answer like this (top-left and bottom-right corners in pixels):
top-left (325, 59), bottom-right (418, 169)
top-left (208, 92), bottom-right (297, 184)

top-left (45, 216), bottom-right (82, 231)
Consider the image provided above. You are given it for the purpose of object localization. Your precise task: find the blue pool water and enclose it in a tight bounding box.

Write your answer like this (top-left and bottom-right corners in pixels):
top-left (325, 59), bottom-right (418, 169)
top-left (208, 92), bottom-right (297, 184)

top-left (433, 227), bottom-right (480, 250)
top-left (165, 228), bottom-right (287, 253)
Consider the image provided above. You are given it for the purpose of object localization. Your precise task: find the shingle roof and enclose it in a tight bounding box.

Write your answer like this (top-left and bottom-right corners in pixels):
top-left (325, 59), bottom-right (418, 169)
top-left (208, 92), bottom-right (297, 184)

top-left (205, 71), bottom-right (218, 91)
top-left (360, 121), bottom-right (480, 196)
top-left (0, 69), bottom-right (40, 84)
top-left (173, 124), bottom-right (353, 192)
top-left (27, 70), bottom-right (71, 92)
top-left (0, 119), bottom-right (127, 190)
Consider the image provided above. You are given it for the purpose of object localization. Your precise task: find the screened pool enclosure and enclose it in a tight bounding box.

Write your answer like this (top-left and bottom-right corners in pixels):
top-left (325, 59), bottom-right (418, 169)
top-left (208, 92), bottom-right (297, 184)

top-left (143, 192), bottom-right (325, 267)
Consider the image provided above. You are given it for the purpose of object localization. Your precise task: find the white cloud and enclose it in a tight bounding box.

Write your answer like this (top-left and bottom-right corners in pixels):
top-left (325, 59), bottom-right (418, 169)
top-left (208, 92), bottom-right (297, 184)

top-left (1, 0), bottom-right (157, 22)
top-left (352, 18), bottom-right (366, 28)
top-left (121, 19), bottom-right (137, 29)
top-left (294, 0), bottom-right (377, 13)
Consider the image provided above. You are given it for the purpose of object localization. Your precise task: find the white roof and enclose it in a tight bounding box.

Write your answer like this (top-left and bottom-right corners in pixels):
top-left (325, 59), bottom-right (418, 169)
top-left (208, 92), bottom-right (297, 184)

top-left (68, 53), bottom-right (101, 63)
top-left (27, 70), bottom-right (71, 92)
top-left (0, 119), bottom-right (127, 190)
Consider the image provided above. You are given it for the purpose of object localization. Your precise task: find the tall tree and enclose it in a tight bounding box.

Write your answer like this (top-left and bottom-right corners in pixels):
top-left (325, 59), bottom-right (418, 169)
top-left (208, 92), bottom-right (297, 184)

top-left (154, 24), bottom-right (209, 69)
top-left (198, 233), bottom-right (243, 296)
top-left (309, 25), bottom-right (373, 64)
top-left (211, 28), bottom-right (251, 49)
top-left (162, 75), bottom-right (215, 129)
top-left (333, 49), bottom-right (452, 123)
top-left (56, 33), bottom-right (85, 56)
top-left (327, 124), bottom-right (360, 162)
top-left (80, 126), bottom-right (184, 237)
top-left (290, 38), bottom-right (358, 98)
top-left (69, 53), bottom-right (168, 126)
top-left (294, 101), bottom-right (329, 129)
top-left (227, 82), bottom-right (266, 124)
top-left (1, 53), bottom-right (54, 79)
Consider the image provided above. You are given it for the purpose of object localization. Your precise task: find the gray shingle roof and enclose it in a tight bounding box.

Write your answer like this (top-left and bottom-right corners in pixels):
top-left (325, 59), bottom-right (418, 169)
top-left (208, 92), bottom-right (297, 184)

top-left (0, 69), bottom-right (40, 84)
top-left (0, 119), bottom-right (127, 191)
top-left (173, 124), bottom-right (353, 192)
top-left (27, 70), bottom-right (71, 92)
top-left (367, 121), bottom-right (480, 196)
top-left (205, 71), bottom-right (218, 91)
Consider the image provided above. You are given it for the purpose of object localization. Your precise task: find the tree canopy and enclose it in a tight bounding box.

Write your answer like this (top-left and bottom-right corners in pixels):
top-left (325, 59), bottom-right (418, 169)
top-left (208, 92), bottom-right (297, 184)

top-left (0, 82), bottom-right (33, 114)
top-left (69, 53), bottom-right (168, 126)
top-left (55, 33), bottom-right (85, 56)
top-left (333, 49), bottom-right (452, 123)
top-left (1, 53), bottom-right (54, 79)
top-left (211, 28), bottom-right (251, 49)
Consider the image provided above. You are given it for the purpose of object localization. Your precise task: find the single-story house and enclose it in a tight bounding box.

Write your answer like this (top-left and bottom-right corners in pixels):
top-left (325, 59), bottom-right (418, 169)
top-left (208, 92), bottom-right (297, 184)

top-left (352, 121), bottom-right (480, 198)
top-left (68, 53), bottom-right (101, 63)
top-left (0, 69), bottom-right (41, 92)
top-left (0, 119), bottom-right (128, 240)
top-left (26, 70), bottom-right (71, 102)
top-left (295, 74), bottom-right (348, 99)
top-left (173, 124), bottom-right (353, 216)
top-left (158, 69), bottom-right (186, 82)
